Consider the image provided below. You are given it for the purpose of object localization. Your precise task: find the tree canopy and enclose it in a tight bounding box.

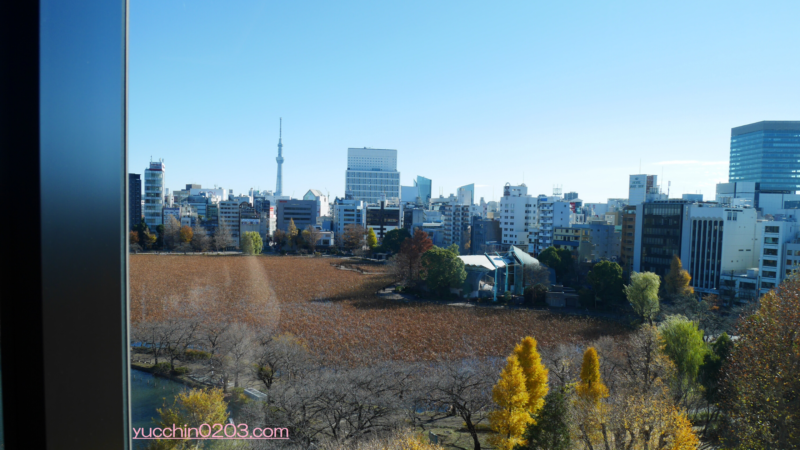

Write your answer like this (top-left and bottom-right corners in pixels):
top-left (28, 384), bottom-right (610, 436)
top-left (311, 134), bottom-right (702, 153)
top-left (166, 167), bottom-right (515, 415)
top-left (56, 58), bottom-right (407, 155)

top-left (658, 315), bottom-right (707, 393)
top-left (489, 355), bottom-right (533, 450)
top-left (625, 271), bottom-right (661, 323)
top-left (537, 247), bottom-right (572, 283)
top-left (720, 278), bottom-right (800, 449)
top-left (665, 255), bottom-right (694, 297)
top-left (421, 245), bottom-right (467, 296)
top-left (391, 229), bottom-right (433, 285)
top-left (586, 261), bottom-right (624, 307)
top-left (380, 228), bottom-right (410, 253)
top-left (240, 231), bottom-right (263, 255)
top-left (515, 389), bottom-right (571, 450)
top-left (366, 227), bottom-right (378, 249)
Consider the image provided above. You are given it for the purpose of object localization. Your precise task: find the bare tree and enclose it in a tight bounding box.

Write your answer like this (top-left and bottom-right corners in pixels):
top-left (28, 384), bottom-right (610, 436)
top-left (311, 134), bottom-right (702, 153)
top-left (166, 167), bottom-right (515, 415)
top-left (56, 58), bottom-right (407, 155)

top-left (252, 333), bottom-right (313, 392)
top-left (164, 215), bottom-right (181, 251)
top-left (213, 218), bottom-right (234, 251)
top-left (523, 263), bottom-right (552, 289)
top-left (273, 228), bottom-right (287, 252)
top-left (161, 314), bottom-right (203, 372)
top-left (131, 319), bottom-right (164, 365)
top-left (219, 323), bottom-right (254, 390)
top-left (342, 224), bottom-right (366, 252)
top-left (426, 359), bottom-right (497, 450)
top-left (191, 223), bottom-right (211, 252)
top-left (541, 343), bottom-right (582, 389)
top-left (303, 225), bottom-right (323, 254)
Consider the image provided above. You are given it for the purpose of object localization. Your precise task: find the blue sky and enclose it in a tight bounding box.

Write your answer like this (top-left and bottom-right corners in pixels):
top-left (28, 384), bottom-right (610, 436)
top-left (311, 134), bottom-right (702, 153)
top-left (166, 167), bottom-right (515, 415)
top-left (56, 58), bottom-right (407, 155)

top-left (130, 0), bottom-right (800, 203)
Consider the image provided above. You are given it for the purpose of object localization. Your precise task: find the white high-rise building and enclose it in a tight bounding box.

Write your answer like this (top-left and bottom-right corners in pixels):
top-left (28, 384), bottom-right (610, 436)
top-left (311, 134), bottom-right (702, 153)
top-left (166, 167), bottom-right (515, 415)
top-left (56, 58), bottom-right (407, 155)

top-left (345, 148), bottom-right (400, 204)
top-left (499, 183), bottom-right (535, 249)
top-left (534, 195), bottom-right (571, 254)
top-left (143, 160), bottom-right (165, 228)
top-left (628, 174), bottom-right (657, 206)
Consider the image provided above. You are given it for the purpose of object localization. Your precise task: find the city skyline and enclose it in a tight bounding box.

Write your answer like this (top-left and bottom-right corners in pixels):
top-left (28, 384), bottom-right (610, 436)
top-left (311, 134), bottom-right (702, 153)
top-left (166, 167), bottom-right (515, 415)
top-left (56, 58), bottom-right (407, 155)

top-left (129, 1), bottom-right (800, 203)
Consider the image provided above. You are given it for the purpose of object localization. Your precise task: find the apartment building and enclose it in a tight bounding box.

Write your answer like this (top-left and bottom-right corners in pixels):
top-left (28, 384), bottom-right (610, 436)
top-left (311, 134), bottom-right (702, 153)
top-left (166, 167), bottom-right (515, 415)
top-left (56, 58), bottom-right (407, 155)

top-left (333, 197), bottom-right (366, 234)
top-left (758, 217), bottom-right (799, 294)
top-left (534, 195), bottom-right (571, 254)
top-left (143, 160), bottom-right (165, 228)
top-left (498, 183), bottom-right (534, 250)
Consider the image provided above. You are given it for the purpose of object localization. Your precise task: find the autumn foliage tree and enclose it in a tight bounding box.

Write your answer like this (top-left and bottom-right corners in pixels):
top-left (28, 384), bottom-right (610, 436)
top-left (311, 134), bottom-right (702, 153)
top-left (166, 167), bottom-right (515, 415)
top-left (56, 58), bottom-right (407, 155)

top-left (719, 277), bottom-right (800, 449)
top-left (489, 355), bottom-right (533, 450)
top-left (342, 224), bottom-right (366, 251)
top-left (576, 347), bottom-right (609, 405)
top-left (302, 225), bottom-right (322, 253)
top-left (288, 219), bottom-right (299, 249)
top-left (366, 227), bottom-right (378, 249)
top-left (391, 229), bottom-right (433, 285)
top-left (513, 336), bottom-right (549, 414)
top-left (149, 388), bottom-right (228, 449)
top-left (665, 255), bottom-right (694, 297)
top-left (179, 225), bottom-right (193, 243)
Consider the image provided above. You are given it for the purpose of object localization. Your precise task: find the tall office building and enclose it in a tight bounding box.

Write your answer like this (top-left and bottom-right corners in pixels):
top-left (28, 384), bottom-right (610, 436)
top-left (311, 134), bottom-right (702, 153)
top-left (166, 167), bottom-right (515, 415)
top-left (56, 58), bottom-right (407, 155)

top-left (414, 176), bottom-right (432, 205)
top-left (730, 121), bottom-right (800, 193)
top-left (457, 183), bottom-right (475, 205)
top-left (345, 148), bottom-right (400, 204)
top-left (633, 201), bottom-right (687, 277)
top-left (275, 118), bottom-right (284, 196)
top-left (143, 160), bottom-right (165, 228)
top-left (129, 173), bottom-right (141, 229)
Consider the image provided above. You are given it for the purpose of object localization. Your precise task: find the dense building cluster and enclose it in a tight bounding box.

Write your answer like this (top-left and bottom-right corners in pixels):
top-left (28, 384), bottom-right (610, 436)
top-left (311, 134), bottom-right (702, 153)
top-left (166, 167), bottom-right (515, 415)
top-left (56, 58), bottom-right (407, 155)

top-left (131, 120), bottom-right (800, 303)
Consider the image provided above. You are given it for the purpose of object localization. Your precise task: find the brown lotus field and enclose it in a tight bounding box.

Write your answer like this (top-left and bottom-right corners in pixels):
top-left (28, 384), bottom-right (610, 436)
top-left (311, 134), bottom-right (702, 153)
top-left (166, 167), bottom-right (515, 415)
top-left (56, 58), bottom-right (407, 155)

top-left (130, 255), bottom-right (630, 362)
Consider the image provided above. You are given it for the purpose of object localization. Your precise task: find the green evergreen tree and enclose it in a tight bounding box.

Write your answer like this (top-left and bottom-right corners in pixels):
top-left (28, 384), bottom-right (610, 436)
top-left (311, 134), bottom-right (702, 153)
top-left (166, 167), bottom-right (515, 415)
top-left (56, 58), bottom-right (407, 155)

top-left (698, 332), bottom-right (733, 404)
top-left (241, 231), bottom-right (263, 255)
top-left (514, 390), bottom-right (571, 450)
top-left (586, 261), bottom-right (624, 307)
top-left (380, 228), bottom-right (411, 253)
top-left (421, 246), bottom-right (467, 296)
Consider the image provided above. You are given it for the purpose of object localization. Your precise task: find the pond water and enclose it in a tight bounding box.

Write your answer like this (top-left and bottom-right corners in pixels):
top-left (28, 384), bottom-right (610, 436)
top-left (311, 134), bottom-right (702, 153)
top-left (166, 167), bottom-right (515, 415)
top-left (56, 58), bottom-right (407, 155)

top-left (131, 370), bottom-right (191, 449)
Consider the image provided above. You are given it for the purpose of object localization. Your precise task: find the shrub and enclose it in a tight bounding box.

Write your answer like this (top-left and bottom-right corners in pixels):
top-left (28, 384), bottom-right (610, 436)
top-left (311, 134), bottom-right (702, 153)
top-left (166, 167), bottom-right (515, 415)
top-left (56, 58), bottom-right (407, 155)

top-left (184, 349), bottom-right (211, 360)
top-left (503, 290), bottom-right (513, 304)
top-left (153, 362), bottom-right (171, 375)
top-left (172, 366), bottom-right (190, 376)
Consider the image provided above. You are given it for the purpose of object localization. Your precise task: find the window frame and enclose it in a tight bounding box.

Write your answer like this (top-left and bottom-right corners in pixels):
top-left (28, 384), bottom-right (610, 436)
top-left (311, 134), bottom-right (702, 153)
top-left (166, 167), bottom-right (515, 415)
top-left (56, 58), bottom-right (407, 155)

top-left (1, 0), bottom-right (130, 448)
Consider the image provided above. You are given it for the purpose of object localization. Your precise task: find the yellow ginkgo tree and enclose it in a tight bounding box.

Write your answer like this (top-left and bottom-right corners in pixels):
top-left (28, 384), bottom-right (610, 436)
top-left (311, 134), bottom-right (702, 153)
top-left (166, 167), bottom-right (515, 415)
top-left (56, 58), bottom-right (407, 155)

top-left (488, 354), bottom-right (532, 450)
top-left (513, 336), bottom-right (549, 415)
